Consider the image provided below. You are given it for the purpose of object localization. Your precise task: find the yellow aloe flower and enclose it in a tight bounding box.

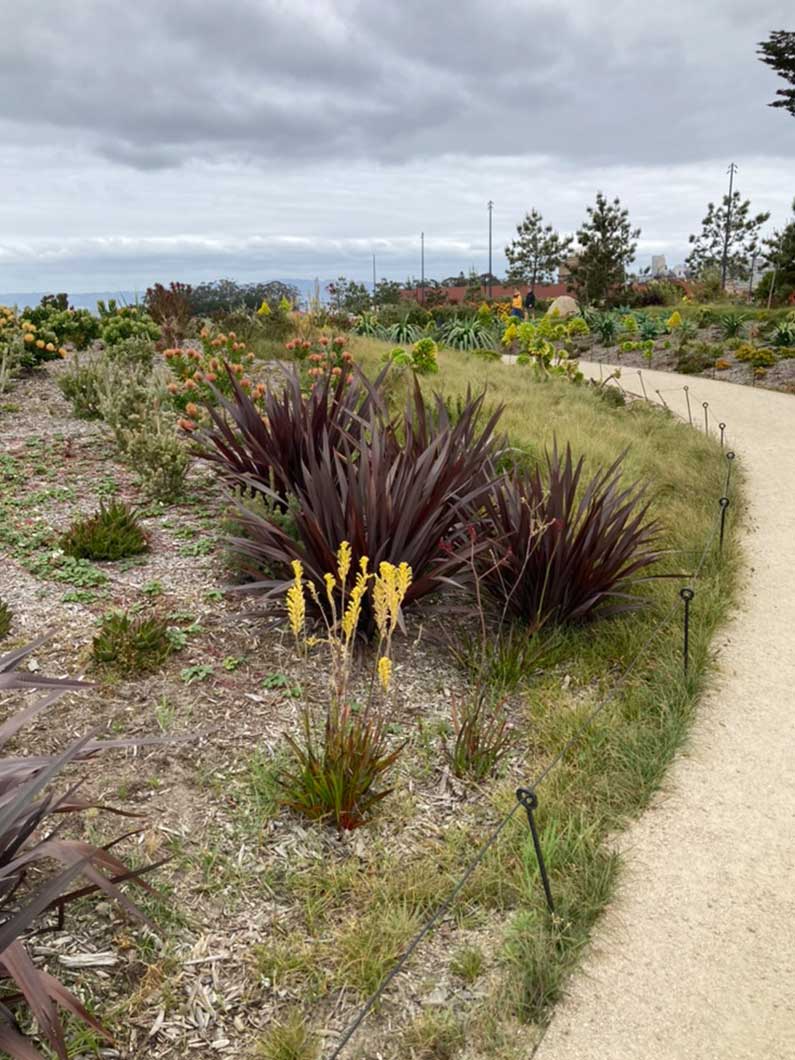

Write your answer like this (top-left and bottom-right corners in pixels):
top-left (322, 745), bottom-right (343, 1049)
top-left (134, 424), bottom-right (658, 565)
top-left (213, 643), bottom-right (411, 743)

top-left (337, 540), bottom-right (352, 584)
top-left (286, 560), bottom-right (305, 638)
top-left (324, 571), bottom-right (336, 603)
top-left (377, 656), bottom-right (392, 691)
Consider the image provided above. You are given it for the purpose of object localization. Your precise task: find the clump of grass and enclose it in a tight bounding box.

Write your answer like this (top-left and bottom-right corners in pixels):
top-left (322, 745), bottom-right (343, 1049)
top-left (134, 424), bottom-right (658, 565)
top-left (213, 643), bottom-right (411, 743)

top-left (401, 1009), bottom-right (465, 1058)
top-left (0, 597), bottom-right (11, 639)
top-left (450, 944), bottom-right (485, 983)
top-left (445, 690), bottom-right (513, 781)
top-left (91, 610), bottom-right (173, 675)
top-left (61, 500), bottom-right (148, 561)
top-left (256, 1009), bottom-right (318, 1060)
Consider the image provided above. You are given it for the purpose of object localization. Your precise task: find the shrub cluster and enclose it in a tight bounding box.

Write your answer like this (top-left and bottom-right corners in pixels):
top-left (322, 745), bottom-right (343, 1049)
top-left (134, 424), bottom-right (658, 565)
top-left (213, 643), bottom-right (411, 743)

top-left (60, 500), bottom-right (148, 561)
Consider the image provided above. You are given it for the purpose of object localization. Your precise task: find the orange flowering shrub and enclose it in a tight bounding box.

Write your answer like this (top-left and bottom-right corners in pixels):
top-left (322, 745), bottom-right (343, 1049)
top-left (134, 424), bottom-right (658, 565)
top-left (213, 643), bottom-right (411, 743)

top-left (164, 327), bottom-right (264, 430)
top-left (297, 334), bottom-right (355, 383)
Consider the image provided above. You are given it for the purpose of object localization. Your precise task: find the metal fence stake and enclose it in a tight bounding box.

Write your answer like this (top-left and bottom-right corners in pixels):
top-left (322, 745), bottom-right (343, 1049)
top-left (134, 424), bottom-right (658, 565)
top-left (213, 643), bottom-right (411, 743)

top-left (516, 788), bottom-right (555, 914)
top-left (655, 389), bottom-right (668, 409)
top-left (702, 401), bottom-right (709, 434)
top-left (637, 370), bottom-right (648, 401)
top-left (719, 422), bottom-right (726, 448)
top-left (683, 385), bottom-right (692, 425)
top-left (719, 497), bottom-right (730, 552)
top-left (679, 587), bottom-right (694, 673)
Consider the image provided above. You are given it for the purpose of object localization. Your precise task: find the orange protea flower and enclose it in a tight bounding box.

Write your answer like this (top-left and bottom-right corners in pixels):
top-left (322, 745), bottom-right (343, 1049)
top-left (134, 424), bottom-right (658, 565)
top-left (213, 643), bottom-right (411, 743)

top-left (319, 336), bottom-right (329, 346)
top-left (253, 383), bottom-right (266, 398)
top-left (346, 373), bottom-right (354, 384)
top-left (200, 326), bottom-right (209, 338)
top-left (163, 348), bottom-right (175, 359)
top-left (209, 357), bottom-right (219, 371)
top-left (331, 366), bottom-right (342, 376)
top-left (228, 331), bottom-right (236, 340)
top-left (241, 377), bottom-right (251, 388)
top-left (232, 363), bottom-right (244, 375)
top-left (342, 351), bottom-right (353, 362)
top-left (246, 352), bottom-right (255, 362)
top-left (185, 378), bottom-right (198, 390)
top-left (23, 333), bottom-right (34, 344)
top-left (177, 417), bottom-right (197, 431)
top-left (217, 333), bottom-right (227, 343)
top-left (35, 339), bottom-right (45, 349)
top-left (167, 382), bottom-right (179, 393)
top-left (204, 372), bottom-right (217, 383)
top-left (58, 347), bottom-right (67, 357)
top-left (211, 337), bottom-right (223, 348)
top-left (185, 402), bottom-right (199, 416)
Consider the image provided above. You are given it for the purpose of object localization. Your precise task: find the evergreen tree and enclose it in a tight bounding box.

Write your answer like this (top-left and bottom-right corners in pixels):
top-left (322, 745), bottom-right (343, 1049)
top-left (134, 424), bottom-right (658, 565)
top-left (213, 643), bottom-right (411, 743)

top-left (758, 198), bottom-right (795, 303)
top-left (373, 279), bottom-right (402, 306)
top-left (686, 192), bottom-right (770, 284)
top-left (326, 276), bottom-right (372, 314)
top-left (758, 30), bottom-right (795, 117)
top-left (567, 193), bottom-right (640, 305)
top-left (505, 209), bottom-right (573, 287)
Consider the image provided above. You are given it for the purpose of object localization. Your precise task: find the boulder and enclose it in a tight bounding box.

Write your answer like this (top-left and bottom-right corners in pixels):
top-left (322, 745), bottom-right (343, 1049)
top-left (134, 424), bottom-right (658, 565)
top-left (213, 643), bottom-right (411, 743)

top-left (545, 295), bottom-right (580, 319)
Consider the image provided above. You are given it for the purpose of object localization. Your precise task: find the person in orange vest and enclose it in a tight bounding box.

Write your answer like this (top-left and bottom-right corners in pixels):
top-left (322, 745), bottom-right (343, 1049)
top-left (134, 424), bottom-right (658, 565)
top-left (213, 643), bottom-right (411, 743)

top-left (511, 289), bottom-right (524, 320)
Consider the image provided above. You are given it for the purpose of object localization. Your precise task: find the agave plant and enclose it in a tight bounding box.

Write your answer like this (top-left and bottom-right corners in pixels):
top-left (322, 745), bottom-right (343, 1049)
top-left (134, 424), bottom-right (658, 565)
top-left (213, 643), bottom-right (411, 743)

top-left (0, 641), bottom-right (165, 1058)
top-left (441, 318), bottom-right (496, 351)
top-left (227, 381), bottom-right (503, 636)
top-left (475, 444), bottom-right (661, 630)
top-left (386, 319), bottom-right (422, 345)
top-left (353, 311), bottom-right (380, 337)
top-left (718, 311), bottom-right (746, 339)
top-left (772, 314), bottom-right (795, 347)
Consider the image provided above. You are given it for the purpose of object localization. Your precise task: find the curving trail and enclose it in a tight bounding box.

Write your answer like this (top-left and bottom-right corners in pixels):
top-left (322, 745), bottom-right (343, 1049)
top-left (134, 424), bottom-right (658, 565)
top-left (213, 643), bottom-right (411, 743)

top-left (533, 363), bottom-right (795, 1060)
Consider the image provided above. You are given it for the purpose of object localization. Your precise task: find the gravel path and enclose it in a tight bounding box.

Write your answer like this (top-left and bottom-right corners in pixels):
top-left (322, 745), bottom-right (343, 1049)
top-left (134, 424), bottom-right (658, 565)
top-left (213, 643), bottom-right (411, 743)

top-left (534, 363), bottom-right (795, 1060)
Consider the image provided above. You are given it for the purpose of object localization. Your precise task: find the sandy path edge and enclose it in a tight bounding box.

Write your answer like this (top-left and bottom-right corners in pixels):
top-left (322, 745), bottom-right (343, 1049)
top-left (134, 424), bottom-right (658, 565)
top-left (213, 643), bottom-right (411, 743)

top-left (531, 363), bottom-right (795, 1060)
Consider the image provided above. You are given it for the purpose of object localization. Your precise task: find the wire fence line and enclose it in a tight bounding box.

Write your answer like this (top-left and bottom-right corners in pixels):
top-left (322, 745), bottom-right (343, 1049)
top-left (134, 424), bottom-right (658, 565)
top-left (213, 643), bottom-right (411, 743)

top-left (326, 373), bottom-right (737, 1059)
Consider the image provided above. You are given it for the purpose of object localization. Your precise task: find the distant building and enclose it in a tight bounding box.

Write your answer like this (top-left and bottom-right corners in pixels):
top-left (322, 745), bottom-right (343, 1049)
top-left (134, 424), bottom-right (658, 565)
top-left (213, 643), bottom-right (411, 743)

top-left (651, 255), bottom-right (667, 277)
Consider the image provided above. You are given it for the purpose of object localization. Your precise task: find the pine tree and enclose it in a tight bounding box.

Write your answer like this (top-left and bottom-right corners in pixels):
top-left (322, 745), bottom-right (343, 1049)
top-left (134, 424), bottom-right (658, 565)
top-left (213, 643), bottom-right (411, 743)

top-left (567, 193), bottom-right (640, 306)
top-left (505, 209), bottom-right (572, 287)
top-left (759, 198), bottom-right (795, 303)
top-left (686, 192), bottom-right (770, 284)
top-left (758, 30), bottom-right (795, 117)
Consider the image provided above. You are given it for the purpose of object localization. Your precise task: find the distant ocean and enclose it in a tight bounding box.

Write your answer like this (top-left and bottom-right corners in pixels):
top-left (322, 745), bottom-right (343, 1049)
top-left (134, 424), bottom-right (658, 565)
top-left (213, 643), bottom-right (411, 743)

top-left (0, 279), bottom-right (329, 312)
top-left (0, 292), bottom-right (139, 311)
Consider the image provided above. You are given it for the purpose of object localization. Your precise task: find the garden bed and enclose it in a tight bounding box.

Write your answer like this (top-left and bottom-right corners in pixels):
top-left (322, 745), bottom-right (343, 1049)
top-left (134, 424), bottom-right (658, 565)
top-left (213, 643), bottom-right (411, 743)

top-left (0, 340), bottom-right (739, 1059)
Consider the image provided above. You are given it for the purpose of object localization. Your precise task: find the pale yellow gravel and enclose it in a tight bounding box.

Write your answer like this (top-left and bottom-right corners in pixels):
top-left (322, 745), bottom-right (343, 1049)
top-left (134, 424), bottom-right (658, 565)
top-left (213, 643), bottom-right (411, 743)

top-left (532, 363), bottom-right (795, 1060)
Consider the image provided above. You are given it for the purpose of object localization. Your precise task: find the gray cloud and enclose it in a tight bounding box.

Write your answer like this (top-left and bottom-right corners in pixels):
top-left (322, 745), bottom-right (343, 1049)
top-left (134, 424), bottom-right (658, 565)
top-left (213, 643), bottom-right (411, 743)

top-left (2, 0), bottom-right (792, 169)
top-left (0, 0), bottom-right (793, 291)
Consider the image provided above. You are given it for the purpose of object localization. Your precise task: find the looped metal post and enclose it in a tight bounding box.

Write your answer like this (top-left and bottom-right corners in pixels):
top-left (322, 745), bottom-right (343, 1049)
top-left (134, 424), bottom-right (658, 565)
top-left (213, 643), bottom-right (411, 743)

top-left (683, 385), bottom-right (692, 425)
top-left (516, 788), bottom-right (555, 914)
top-left (719, 422), bottom-right (726, 449)
top-left (725, 449), bottom-right (736, 493)
top-left (679, 587), bottom-right (694, 673)
top-left (637, 369), bottom-right (648, 401)
top-left (702, 401), bottom-right (709, 434)
top-left (719, 496), bottom-right (730, 551)
top-left (655, 389), bottom-right (668, 409)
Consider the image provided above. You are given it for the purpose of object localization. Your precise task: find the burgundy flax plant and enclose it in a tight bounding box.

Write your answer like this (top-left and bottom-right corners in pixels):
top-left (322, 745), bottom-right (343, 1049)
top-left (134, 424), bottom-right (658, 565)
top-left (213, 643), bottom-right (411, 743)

top-left (477, 442), bottom-right (661, 631)
top-left (0, 640), bottom-right (166, 1059)
top-left (220, 376), bottom-right (504, 637)
top-left (196, 363), bottom-right (388, 510)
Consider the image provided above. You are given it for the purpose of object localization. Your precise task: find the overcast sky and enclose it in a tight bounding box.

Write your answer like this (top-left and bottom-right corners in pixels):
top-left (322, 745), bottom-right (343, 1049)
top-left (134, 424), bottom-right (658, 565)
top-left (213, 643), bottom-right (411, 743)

top-left (1, 0), bottom-right (793, 293)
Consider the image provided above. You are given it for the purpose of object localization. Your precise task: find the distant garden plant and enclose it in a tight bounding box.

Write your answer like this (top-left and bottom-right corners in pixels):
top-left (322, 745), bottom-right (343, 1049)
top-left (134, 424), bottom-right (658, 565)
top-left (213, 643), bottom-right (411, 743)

top-left (92, 610), bottom-right (174, 674)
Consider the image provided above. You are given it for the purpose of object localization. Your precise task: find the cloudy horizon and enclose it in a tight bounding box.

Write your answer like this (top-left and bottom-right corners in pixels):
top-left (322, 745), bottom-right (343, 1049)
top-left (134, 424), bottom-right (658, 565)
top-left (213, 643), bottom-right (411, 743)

top-left (1, 0), bottom-right (793, 293)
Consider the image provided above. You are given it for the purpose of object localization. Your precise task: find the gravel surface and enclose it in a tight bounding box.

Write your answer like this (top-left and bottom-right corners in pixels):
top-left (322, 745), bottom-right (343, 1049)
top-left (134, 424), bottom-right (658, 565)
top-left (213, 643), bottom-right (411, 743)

top-left (534, 363), bottom-right (795, 1060)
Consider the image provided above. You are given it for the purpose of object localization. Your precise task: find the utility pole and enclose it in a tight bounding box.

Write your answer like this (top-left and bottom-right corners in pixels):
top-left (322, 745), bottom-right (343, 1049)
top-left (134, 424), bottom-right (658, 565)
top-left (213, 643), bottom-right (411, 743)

top-left (372, 254), bottom-right (376, 300)
top-left (420, 231), bottom-right (425, 304)
top-left (720, 162), bottom-right (738, 292)
top-left (487, 200), bottom-right (494, 300)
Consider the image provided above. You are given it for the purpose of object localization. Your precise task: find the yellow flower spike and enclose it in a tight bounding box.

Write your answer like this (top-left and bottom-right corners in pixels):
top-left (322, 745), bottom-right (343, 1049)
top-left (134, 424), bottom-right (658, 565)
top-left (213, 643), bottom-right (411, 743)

top-left (337, 541), bottom-right (352, 584)
top-left (324, 572), bottom-right (336, 603)
top-left (290, 559), bottom-right (303, 582)
top-left (377, 656), bottom-right (392, 692)
top-left (307, 582), bottom-right (320, 605)
top-left (396, 562), bottom-right (412, 602)
top-left (359, 556), bottom-right (369, 575)
top-left (341, 582), bottom-right (365, 641)
top-left (286, 569), bottom-right (306, 639)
